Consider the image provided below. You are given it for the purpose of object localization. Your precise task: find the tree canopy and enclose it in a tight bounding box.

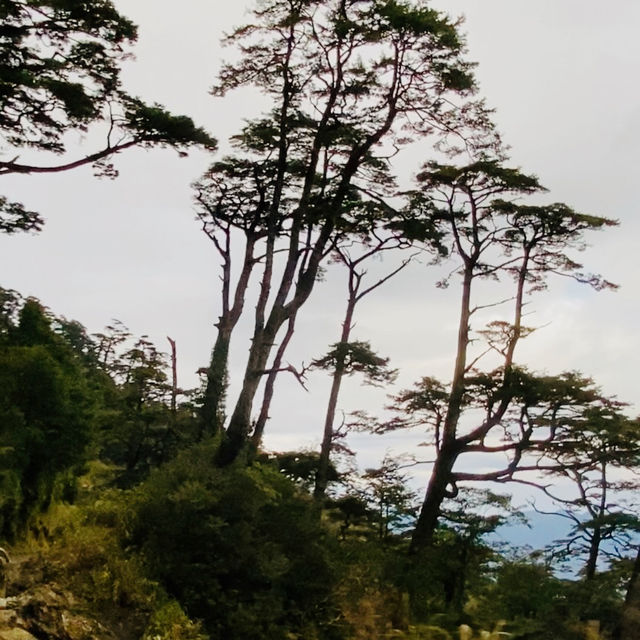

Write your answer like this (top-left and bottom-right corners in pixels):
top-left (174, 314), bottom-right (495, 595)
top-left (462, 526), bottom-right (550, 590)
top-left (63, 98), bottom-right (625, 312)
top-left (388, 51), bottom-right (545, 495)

top-left (0, 0), bottom-right (215, 232)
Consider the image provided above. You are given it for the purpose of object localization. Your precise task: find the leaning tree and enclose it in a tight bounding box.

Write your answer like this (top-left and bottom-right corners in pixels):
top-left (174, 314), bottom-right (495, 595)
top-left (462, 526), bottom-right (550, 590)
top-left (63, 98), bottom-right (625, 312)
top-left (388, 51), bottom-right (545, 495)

top-left (378, 160), bottom-right (617, 552)
top-left (195, 0), bottom-right (499, 464)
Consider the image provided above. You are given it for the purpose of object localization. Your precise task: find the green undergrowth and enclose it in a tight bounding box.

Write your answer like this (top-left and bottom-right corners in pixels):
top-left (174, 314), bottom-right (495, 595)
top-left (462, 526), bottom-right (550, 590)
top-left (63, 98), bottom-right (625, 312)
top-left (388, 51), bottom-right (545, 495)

top-left (3, 454), bottom-right (616, 640)
top-left (12, 460), bottom-right (207, 640)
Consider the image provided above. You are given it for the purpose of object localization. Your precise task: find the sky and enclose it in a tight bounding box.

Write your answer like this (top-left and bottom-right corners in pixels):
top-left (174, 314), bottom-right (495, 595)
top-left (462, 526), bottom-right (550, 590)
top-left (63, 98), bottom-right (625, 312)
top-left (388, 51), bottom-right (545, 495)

top-left (1, 1), bottom-right (639, 502)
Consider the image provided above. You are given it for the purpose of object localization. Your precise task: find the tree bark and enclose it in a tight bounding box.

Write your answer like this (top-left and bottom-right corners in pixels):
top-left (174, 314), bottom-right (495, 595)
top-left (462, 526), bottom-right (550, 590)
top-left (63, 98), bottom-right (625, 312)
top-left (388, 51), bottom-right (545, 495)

top-left (314, 295), bottom-right (355, 499)
top-left (410, 265), bottom-right (472, 552)
top-left (314, 368), bottom-right (345, 499)
top-left (410, 443), bottom-right (461, 552)
top-left (218, 217), bottom-right (336, 466)
top-left (252, 313), bottom-right (298, 449)
top-left (217, 303), bottom-right (288, 465)
top-left (585, 526), bottom-right (602, 581)
top-left (200, 326), bottom-right (232, 438)
top-left (200, 235), bottom-right (257, 436)
top-left (167, 337), bottom-right (178, 426)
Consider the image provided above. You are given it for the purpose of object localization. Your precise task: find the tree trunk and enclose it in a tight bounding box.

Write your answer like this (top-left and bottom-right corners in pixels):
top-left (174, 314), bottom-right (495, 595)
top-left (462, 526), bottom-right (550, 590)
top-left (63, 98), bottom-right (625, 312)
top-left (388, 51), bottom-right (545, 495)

top-left (200, 233), bottom-right (258, 438)
top-left (252, 313), bottom-right (298, 449)
top-left (411, 266), bottom-right (472, 552)
top-left (314, 366), bottom-right (346, 499)
top-left (616, 545), bottom-right (640, 639)
top-left (410, 444), bottom-right (460, 552)
top-left (218, 221), bottom-right (336, 465)
top-left (410, 246), bottom-right (528, 552)
top-left (585, 526), bottom-right (602, 580)
top-left (218, 361), bottom-right (263, 464)
top-left (217, 310), bottom-right (284, 464)
top-left (167, 337), bottom-right (178, 427)
top-left (200, 325), bottom-right (232, 438)
top-left (314, 295), bottom-right (355, 499)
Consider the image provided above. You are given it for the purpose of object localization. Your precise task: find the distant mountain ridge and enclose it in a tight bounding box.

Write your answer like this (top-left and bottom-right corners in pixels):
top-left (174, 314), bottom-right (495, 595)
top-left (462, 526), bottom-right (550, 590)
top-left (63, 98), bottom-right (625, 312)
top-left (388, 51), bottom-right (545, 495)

top-left (491, 510), bottom-right (638, 577)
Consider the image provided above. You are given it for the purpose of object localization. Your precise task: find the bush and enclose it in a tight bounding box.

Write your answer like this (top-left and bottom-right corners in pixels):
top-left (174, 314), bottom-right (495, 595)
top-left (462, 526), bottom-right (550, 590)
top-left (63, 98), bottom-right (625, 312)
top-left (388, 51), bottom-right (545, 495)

top-left (130, 441), bottom-right (342, 639)
top-left (142, 600), bottom-right (207, 640)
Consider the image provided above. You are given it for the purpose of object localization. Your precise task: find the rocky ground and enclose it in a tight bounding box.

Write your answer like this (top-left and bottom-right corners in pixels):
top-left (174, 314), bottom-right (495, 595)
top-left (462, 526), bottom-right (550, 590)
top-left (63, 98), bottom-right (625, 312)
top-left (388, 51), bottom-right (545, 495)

top-left (0, 553), bottom-right (144, 640)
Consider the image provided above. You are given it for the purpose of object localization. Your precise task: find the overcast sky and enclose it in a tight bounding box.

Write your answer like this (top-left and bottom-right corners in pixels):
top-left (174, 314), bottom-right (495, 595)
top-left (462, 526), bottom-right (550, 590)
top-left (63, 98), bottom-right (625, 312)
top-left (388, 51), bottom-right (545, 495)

top-left (1, 1), bottom-right (639, 495)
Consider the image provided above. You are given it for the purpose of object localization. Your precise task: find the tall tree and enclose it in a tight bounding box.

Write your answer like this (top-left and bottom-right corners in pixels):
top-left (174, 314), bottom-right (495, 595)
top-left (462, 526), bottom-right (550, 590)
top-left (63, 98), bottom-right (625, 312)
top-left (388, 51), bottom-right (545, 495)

top-left (310, 235), bottom-right (412, 499)
top-left (533, 401), bottom-right (640, 580)
top-left (387, 160), bottom-right (617, 552)
top-left (194, 157), bottom-right (277, 436)
top-left (198, 0), bottom-right (497, 464)
top-left (0, 0), bottom-right (215, 232)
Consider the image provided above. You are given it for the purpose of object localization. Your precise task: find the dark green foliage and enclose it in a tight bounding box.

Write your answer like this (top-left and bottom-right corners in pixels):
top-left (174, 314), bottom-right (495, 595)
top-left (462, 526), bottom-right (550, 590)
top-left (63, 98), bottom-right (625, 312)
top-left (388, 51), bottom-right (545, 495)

top-left (361, 455), bottom-right (418, 542)
top-left (563, 571), bottom-right (627, 636)
top-left (122, 99), bottom-right (216, 149)
top-left (0, 0), bottom-right (214, 156)
top-left (262, 450), bottom-right (340, 492)
top-left (0, 0), bottom-right (136, 152)
top-left (0, 197), bottom-right (43, 233)
top-left (476, 560), bottom-right (570, 637)
top-left (0, 286), bottom-right (22, 336)
top-left (396, 491), bottom-right (520, 629)
top-left (131, 441), bottom-right (341, 640)
top-left (0, 0), bottom-right (214, 233)
top-left (461, 555), bottom-right (627, 639)
top-left (89, 325), bottom-right (204, 485)
top-left (312, 341), bottom-right (397, 386)
top-left (97, 336), bottom-right (171, 481)
top-left (0, 291), bottom-right (196, 537)
top-left (0, 296), bottom-right (94, 537)
top-left (331, 537), bottom-right (411, 637)
top-left (415, 160), bottom-right (544, 193)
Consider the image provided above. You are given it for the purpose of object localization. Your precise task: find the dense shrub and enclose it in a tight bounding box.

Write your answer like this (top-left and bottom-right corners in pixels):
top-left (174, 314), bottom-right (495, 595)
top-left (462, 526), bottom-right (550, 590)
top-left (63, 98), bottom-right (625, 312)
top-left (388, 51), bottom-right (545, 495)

top-left (0, 299), bottom-right (94, 538)
top-left (130, 441), bottom-right (342, 639)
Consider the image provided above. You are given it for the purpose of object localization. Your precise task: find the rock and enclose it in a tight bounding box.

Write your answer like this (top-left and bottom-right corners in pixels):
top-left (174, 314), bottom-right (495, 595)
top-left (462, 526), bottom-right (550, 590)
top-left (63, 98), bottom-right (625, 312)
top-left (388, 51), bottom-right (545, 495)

top-left (0, 609), bottom-right (17, 627)
top-left (0, 579), bottom-right (105, 640)
top-left (0, 551), bottom-right (146, 640)
top-left (0, 629), bottom-right (39, 640)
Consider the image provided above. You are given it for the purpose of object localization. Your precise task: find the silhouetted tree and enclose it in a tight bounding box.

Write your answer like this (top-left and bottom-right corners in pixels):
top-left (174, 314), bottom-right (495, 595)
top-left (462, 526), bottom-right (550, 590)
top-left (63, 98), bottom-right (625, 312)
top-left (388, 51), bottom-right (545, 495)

top-left (387, 160), bottom-right (617, 552)
top-left (197, 0), bottom-right (498, 464)
top-left (0, 0), bottom-right (215, 232)
top-left (534, 401), bottom-right (640, 580)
